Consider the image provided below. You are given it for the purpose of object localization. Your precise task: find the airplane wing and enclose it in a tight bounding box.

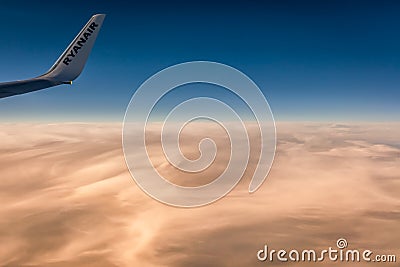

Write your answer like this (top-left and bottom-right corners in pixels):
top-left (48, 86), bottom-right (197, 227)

top-left (0, 14), bottom-right (106, 99)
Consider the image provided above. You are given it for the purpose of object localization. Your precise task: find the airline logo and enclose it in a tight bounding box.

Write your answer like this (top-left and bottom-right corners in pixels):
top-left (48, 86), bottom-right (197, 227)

top-left (62, 22), bottom-right (99, 65)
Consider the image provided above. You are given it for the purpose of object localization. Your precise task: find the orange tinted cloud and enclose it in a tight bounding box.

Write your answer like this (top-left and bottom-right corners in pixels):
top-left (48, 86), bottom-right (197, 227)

top-left (0, 122), bottom-right (399, 266)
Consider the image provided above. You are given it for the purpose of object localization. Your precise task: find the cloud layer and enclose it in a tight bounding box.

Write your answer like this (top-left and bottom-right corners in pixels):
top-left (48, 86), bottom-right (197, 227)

top-left (0, 122), bottom-right (399, 266)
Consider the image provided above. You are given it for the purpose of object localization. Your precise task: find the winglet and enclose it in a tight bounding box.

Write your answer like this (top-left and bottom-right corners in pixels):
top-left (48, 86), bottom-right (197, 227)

top-left (41, 14), bottom-right (106, 83)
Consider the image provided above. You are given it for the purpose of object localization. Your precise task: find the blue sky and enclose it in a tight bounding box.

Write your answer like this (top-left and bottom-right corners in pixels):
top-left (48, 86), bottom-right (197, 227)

top-left (0, 0), bottom-right (399, 122)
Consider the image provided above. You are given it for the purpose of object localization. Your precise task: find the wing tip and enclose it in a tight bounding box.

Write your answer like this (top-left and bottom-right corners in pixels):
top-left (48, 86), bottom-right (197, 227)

top-left (93, 14), bottom-right (106, 19)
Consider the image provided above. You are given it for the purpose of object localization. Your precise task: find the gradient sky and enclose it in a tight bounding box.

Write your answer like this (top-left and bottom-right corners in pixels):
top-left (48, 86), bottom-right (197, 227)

top-left (0, 0), bottom-right (399, 122)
